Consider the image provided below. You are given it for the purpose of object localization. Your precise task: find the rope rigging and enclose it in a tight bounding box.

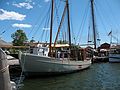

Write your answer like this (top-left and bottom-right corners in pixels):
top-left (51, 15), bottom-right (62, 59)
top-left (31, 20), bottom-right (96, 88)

top-left (40, 10), bottom-right (50, 42)
top-left (31, 3), bottom-right (51, 42)
top-left (106, 0), bottom-right (120, 29)
top-left (94, 0), bottom-right (120, 43)
top-left (76, 1), bottom-right (90, 44)
top-left (54, 0), bottom-right (62, 27)
top-left (94, 2), bottom-right (108, 36)
top-left (54, 0), bottom-right (70, 43)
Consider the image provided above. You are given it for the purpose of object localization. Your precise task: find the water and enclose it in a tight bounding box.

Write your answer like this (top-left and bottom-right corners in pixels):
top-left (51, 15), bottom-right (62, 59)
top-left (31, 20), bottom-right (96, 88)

top-left (19, 63), bottom-right (120, 90)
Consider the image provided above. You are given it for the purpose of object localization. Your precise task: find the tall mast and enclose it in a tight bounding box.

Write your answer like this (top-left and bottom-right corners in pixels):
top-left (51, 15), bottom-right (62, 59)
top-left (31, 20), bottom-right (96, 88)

top-left (54, 5), bottom-right (67, 46)
top-left (91, 0), bottom-right (96, 49)
top-left (66, 0), bottom-right (71, 49)
top-left (49, 0), bottom-right (54, 56)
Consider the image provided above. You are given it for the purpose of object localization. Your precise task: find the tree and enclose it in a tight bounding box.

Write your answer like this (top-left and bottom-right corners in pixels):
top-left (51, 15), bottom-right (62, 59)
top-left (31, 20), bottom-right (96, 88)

top-left (11, 30), bottom-right (28, 46)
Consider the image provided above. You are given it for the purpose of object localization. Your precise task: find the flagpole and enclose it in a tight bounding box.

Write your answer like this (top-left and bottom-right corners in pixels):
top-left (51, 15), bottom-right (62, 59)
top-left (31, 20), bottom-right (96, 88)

top-left (110, 30), bottom-right (112, 45)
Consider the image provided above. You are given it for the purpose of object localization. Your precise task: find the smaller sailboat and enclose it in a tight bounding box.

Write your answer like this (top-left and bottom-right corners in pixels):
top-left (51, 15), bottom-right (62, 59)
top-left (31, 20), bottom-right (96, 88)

top-left (19, 0), bottom-right (91, 76)
top-left (109, 44), bottom-right (120, 63)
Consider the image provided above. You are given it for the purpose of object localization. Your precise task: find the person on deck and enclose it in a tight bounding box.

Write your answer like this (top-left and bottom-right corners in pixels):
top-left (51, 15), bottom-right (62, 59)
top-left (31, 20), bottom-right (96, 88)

top-left (57, 51), bottom-right (61, 59)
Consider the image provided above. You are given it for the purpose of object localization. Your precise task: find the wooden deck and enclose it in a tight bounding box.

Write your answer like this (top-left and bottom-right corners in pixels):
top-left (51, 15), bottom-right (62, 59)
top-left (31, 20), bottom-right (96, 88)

top-left (7, 59), bottom-right (21, 74)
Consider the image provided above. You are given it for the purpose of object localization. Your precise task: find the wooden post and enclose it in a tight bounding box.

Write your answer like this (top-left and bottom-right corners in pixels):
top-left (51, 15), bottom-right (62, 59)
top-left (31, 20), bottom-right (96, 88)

top-left (84, 49), bottom-right (86, 60)
top-left (0, 48), bottom-right (12, 90)
top-left (49, 0), bottom-right (54, 56)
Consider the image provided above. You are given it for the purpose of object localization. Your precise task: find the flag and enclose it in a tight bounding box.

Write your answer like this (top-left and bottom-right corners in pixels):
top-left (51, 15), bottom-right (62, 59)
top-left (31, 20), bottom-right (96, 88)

top-left (108, 31), bottom-right (112, 36)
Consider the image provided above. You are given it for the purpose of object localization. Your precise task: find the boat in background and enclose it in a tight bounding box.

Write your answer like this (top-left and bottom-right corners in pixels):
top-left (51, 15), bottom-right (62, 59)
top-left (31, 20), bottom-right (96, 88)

top-left (108, 29), bottom-right (120, 63)
top-left (109, 44), bottom-right (120, 63)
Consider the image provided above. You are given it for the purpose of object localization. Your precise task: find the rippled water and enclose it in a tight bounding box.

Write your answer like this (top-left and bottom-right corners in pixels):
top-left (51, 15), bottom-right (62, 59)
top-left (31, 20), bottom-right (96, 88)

top-left (19, 63), bottom-right (120, 90)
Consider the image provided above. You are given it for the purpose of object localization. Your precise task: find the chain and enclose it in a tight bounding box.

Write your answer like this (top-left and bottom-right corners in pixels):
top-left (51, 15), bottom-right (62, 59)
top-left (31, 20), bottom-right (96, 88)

top-left (0, 65), bottom-right (9, 73)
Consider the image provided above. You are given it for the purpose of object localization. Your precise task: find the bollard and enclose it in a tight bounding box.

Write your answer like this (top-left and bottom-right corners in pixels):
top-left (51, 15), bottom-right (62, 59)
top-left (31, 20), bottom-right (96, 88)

top-left (0, 48), bottom-right (12, 90)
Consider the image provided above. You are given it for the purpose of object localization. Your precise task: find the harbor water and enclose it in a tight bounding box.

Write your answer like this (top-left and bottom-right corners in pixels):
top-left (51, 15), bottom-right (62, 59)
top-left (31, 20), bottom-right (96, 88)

top-left (19, 63), bottom-right (120, 90)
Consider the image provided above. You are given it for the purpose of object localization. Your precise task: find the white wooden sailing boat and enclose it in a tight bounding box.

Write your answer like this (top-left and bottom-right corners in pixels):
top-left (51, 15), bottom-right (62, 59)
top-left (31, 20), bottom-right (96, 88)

top-left (19, 44), bottom-right (91, 76)
top-left (19, 0), bottom-right (91, 76)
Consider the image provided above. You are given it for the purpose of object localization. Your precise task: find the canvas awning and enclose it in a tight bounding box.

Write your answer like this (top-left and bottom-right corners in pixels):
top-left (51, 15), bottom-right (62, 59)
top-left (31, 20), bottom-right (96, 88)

top-left (0, 38), bottom-right (12, 47)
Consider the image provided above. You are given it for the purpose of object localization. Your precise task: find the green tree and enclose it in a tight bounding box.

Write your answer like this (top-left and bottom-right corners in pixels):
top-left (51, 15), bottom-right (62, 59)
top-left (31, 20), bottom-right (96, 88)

top-left (11, 30), bottom-right (28, 46)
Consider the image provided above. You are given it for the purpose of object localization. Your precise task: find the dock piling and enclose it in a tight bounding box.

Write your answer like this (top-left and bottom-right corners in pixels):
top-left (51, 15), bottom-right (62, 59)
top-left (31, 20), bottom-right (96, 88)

top-left (0, 48), bottom-right (12, 90)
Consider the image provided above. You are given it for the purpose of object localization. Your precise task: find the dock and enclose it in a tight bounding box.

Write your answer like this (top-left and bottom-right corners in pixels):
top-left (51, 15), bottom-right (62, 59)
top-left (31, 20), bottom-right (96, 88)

top-left (7, 54), bottom-right (20, 66)
top-left (7, 55), bottom-right (21, 74)
top-left (0, 48), bottom-right (17, 90)
top-left (7, 59), bottom-right (19, 66)
top-left (93, 56), bottom-right (109, 63)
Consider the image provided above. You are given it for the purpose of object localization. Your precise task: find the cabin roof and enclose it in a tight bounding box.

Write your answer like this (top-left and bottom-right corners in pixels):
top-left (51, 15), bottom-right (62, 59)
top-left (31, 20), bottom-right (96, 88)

top-left (111, 45), bottom-right (120, 49)
top-left (51, 44), bottom-right (69, 48)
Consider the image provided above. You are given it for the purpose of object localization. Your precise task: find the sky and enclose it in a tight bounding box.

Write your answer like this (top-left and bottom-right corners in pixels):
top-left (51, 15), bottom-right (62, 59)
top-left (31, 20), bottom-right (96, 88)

top-left (0, 0), bottom-right (120, 46)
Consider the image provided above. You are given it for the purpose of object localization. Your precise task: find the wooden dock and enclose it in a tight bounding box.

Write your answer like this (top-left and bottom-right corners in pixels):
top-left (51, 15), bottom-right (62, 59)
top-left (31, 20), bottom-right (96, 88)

top-left (7, 54), bottom-right (20, 66)
top-left (93, 56), bottom-right (109, 63)
top-left (7, 59), bottom-right (19, 66)
top-left (0, 48), bottom-right (16, 90)
top-left (7, 56), bottom-right (21, 74)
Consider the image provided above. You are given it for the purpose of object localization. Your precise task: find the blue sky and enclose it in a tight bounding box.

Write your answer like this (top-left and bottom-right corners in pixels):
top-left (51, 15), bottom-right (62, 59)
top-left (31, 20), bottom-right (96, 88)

top-left (0, 0), bottom-right (120, 46)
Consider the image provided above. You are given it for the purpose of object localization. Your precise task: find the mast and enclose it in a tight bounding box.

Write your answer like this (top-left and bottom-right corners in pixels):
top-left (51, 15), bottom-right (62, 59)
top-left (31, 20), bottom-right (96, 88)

top-left (49, 0), bottom-right (54, 56)
top-left (91, 0), bottom-right (96, 49)
top-left (87, 26), bottom-right (90, 44)
top-left (66, 0), bottom-right (71, 49)
top-left (54, 5), bottom-right (67, 46)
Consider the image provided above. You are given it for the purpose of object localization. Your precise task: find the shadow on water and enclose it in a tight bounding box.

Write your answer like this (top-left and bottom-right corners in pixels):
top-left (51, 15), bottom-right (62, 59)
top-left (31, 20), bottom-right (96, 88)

top-left (17, 63), bottom-right (120, 90)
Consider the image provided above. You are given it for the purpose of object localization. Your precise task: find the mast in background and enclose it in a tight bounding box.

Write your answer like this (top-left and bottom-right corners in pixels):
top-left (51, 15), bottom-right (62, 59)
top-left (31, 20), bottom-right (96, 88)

top-left (90, 0), bottom-right (97, 49)
top-left (54, 5), bottom-right (67, 46)
top-left (49, 0), bottom-right (54, 56)
top-left (66, 0), bottom-right (71, 49)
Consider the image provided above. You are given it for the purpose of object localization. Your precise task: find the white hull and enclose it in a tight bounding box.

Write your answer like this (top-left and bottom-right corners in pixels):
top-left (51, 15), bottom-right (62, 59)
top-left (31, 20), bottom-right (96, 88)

top-left (19, 53), bottom-right (91, 76)
top-left (109, 54), bottom-right (120, 63)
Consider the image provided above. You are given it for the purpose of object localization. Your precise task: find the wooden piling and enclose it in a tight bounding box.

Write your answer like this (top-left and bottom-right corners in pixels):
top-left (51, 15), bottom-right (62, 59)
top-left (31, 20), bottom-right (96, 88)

top-left (0, 48), bottom-right (12, 90)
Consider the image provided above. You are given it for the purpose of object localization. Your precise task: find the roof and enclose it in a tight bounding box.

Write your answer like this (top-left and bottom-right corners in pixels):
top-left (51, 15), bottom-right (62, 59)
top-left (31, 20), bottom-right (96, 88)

top-left (99, 43), bottom-right (110, 49)
top-left (0, 38), bottom-right (12, 46)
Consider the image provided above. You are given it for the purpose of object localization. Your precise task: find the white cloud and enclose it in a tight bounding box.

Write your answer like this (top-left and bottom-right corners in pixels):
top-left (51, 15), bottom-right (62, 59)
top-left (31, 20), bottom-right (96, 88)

top-left (12, 23), bottom-right (32, 28)
top-left (6, 2), bottom-right (10, 5)
top-left (0, 9), bottom-right (26, 21)
top-left (13, 2), bottom-right (33, 9)
top-left (44, 0), bottom-right (50, 3)
top-left (25, 0), bottom-right (35, 5)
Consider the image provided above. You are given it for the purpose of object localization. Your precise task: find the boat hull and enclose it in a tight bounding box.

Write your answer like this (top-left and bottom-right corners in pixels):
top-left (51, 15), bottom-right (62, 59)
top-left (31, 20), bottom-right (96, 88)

top-left (19, 53), bottom-right (91, 76)
top-left (109, 54), bottom-right (120, 63)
